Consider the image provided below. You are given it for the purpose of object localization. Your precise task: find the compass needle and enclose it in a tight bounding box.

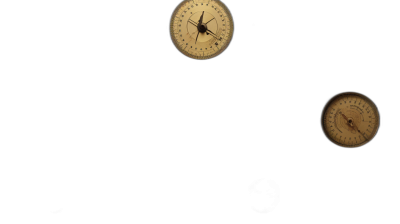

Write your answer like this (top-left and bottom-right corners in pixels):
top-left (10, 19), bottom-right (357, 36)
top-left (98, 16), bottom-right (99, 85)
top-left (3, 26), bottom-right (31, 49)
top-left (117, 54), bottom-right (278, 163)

top-left (188, 19), bottom-right (198, 27)
top-left (322, 92), bottom-right (380, 148)
top-left (195, 31), bottom-right (200, 44)
top-left (170, 0), bottom-right (234, 59)
top-left (198, 11), bottom-right (205, 26)
top-left (205, 18), bottom-right (215, 24)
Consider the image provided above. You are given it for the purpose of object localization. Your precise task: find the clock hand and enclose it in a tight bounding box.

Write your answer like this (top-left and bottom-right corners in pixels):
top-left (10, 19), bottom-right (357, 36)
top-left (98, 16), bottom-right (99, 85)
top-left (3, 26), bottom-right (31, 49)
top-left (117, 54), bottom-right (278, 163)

top-left (351, 122), bottom-right (368, 140)
top-left (198, 11), bottom-right (205, 25)
top-left (188, 19), bottom-right (218, 44)
top-left (205, 18), bottom-right (215, 24)
top-left (341, 112), bottom-right (368, 140)
top-left (207, 30), bottom-right (218, 39)
top-left (358, 130), bottom-right (368, 140)
top-left (189, 23), bottom-right (219, 41)
top-left (206, 29), bottom-right (217, 35)
top-left (195, 31), bottom-right (200, 44)
top-left (351, 122), bottom-right (358, 132)
top-left (207, 30), bottom-right (222, 41)
top-left (352, 122), bottom-right (357, 129)
top-left (196, 11), bottom-right (206, 35)
top-left (188, 19), bottom-right (198, 27)
top-left (341, 113), bottom-right (354, 129)
top-left (350, 122), bottom-right (369, 141)
top-left (189, 19), bottom-right (198, 26)
top-left (206, 29), bottom-right (221, 38)
top-left (192, 20), bottom-right (212, 35)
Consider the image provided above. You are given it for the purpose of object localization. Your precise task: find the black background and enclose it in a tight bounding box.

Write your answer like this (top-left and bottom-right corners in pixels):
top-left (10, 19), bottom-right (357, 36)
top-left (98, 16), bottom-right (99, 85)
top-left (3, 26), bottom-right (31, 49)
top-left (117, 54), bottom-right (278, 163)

top-left (155, 0), bottom-right (394, 220)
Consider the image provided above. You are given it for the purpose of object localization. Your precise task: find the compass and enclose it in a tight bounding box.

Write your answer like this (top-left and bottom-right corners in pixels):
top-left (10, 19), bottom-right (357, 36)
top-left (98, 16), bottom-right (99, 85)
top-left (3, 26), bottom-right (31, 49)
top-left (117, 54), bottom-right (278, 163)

top-left (321, 92), bottom-right (380, 148)
top-left (170, 0), bottom-right (234, 60)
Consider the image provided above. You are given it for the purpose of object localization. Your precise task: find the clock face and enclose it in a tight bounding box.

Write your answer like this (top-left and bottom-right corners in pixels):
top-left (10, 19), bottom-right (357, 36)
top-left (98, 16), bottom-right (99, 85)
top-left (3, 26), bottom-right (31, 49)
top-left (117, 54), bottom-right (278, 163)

top-left (170, 0), bottom-right (234, 60)
top-left (322, 92), bottom-right (380, 148)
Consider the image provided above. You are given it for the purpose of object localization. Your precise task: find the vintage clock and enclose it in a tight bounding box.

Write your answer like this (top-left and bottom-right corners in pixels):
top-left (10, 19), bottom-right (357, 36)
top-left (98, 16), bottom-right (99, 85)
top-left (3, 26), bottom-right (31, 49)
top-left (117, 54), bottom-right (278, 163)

top-left (170, 0), bottom-right (234, 59)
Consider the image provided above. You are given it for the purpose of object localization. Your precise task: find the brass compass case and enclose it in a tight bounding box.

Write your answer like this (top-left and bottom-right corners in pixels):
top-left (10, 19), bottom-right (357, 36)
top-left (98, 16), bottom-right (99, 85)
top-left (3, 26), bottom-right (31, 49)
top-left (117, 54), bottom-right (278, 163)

top-left (170, 0), bottom-right (234, 60)
top-left (321, 92), bottom-right (380, 148)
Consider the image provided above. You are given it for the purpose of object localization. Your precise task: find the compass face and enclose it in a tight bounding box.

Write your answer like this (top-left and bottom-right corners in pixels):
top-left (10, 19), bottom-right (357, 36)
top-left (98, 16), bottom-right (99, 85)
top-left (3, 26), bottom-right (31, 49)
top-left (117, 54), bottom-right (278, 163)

top-left (322, 92), bottom-right (380, 148)
top-left (170, 0), bottom-right (234, 60)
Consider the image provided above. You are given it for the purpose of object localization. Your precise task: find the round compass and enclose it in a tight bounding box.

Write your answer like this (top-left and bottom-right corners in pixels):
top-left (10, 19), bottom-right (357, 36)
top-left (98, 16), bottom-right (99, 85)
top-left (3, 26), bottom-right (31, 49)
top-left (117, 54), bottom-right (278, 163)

top-left (170, 0), bottom-right (234, 60)
top-left (322, 92), bottom-right (380, 148)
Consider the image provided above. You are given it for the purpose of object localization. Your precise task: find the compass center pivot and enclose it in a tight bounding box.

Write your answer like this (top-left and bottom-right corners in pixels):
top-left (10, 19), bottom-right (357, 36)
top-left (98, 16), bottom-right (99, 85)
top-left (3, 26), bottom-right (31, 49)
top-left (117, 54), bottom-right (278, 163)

top-left (198, 24), bottom-right (207, 33)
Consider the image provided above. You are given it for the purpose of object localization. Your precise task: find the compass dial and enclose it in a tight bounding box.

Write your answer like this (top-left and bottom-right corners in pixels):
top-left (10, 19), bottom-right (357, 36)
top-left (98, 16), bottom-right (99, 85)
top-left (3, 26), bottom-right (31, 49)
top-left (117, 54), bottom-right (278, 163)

top-left (170, 0), bottom-right (234, 60)
top-left (322, 92), bottom-right (380, 148)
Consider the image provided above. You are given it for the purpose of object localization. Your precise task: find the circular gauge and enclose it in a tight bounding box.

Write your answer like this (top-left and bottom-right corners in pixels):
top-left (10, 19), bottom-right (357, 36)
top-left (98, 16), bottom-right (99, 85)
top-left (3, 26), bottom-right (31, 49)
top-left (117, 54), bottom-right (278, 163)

top-left (170, 0), bottom-right (234, 60)
top-left (321, 92), bottom-right (380, 148)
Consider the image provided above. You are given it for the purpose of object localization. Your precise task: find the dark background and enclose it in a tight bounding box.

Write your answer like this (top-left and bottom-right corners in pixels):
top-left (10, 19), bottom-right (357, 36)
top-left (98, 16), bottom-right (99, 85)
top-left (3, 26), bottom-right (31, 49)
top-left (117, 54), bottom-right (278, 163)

top-left (157, 0), bottom-right (394, 220)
